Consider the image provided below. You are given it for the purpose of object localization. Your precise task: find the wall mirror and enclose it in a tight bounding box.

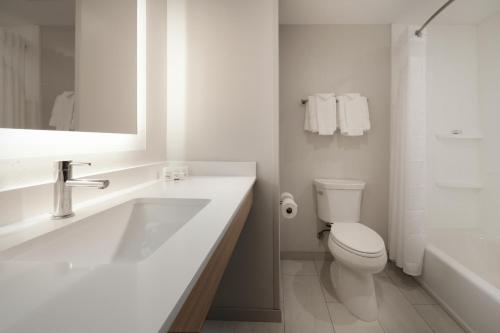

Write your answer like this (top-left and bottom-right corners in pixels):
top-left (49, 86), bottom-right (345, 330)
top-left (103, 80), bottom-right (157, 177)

top-left (0, 0), bottom-right (138, 134)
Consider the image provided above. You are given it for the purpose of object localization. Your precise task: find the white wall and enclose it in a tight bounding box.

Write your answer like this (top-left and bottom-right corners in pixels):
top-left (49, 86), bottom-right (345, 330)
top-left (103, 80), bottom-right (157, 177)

top-left (166, 0), bottom-right (280, 318)
top-left (424, 25), bottom-right (482, 229)
top-left (478, 11), bottom-right (500, 236)
top-left (280, 25), bottom-right (391, 254)
top-left (0, 0), bottom-right (167, 221)
top-left (396, 19), bottom-right (500, 234)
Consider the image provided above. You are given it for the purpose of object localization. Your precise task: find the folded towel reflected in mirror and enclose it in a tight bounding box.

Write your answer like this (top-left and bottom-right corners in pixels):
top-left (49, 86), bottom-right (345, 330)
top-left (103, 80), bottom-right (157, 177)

top-left (49, 91), bottom-right (75, 131)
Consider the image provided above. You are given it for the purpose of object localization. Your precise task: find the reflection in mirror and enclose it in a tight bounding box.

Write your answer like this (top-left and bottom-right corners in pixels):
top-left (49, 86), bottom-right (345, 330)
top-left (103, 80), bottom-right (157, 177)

top-left (0, 0), bottom-right (137, 134)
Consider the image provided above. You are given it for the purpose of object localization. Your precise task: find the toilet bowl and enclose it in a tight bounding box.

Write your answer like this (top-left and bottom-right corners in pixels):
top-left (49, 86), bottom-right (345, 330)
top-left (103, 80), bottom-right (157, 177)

top-left (313, 178), bottom-right (387, 322)
top-left (328, 222), bottom-right (386, 321)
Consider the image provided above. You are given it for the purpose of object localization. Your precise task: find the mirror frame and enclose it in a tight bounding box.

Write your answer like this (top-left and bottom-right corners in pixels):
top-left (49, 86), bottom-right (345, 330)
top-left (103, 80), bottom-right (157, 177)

top-left (0, 0), bottom-right (146, 159)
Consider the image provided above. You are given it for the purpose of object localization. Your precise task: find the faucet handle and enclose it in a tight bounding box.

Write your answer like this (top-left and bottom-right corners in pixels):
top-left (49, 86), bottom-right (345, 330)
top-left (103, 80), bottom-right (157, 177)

top-left (70, 162), bottom-right (92, 167)
top-left (54, 161), bottom-right (91, 173)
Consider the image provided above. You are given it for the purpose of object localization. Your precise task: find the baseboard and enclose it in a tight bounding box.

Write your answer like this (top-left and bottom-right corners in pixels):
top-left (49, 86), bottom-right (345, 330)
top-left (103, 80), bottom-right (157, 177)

top-left (207, 306), bottom-right (282, 323)
top-left (280, 251), bottom-right (333, 261)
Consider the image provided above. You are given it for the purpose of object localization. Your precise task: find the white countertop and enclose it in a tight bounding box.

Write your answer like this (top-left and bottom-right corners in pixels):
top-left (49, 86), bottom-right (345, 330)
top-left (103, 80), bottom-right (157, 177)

top-left (0, 176), bottom-right (256, 333)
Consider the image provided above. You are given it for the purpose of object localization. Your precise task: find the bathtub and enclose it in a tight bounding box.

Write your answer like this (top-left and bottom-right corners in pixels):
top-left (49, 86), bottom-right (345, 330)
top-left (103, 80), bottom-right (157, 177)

top-left (418, 229), bottom-right (500, 333)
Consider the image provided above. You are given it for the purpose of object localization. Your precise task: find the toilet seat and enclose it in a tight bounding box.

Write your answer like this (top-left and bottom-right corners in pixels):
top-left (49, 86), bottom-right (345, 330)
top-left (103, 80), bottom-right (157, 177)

top-left (330, 223), bottom-right (385, 258)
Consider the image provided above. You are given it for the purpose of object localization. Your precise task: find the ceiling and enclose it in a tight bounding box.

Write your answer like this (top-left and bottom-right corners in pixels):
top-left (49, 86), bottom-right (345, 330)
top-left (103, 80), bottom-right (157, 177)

top-left (279, 0), bottom-right (500, 25)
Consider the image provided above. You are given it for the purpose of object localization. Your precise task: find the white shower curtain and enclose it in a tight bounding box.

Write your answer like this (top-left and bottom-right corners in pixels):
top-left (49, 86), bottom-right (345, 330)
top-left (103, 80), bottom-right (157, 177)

top-left (389, 26), bottom-right (427, 276)
top-left (0, 26), bottom-right (41, 129)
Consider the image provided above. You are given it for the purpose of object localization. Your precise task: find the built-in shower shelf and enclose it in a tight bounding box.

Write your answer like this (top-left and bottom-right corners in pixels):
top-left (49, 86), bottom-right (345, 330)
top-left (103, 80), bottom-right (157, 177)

top-left (435, 132), bottom-right (483, 140)
top-left (436, 181), bottom-right (483, 190)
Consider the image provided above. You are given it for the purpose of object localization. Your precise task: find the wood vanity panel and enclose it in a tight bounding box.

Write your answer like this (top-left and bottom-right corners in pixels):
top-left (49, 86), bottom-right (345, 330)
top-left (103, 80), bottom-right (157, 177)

top-left (168, 190), bottom-right (253, 333)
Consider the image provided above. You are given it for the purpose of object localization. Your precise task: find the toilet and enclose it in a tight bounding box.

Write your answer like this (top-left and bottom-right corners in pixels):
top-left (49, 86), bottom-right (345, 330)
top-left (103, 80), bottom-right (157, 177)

top-left (314, 178), bottom-right (387, 322)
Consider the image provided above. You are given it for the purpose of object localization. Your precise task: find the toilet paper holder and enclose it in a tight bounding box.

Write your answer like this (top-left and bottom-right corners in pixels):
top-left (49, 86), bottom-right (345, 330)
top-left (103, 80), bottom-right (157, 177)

top-left (280, 192), bottom-right (298, 219)
top-left (279, 199), bottom-right (294, 214)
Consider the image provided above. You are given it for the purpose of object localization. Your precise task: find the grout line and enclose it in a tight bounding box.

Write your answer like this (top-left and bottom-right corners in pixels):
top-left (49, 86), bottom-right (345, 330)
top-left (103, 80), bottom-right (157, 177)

top-left (412, 303), bottom-right (466, 333)
top-left (386, 264), bottom-right (438, 306)
top-left (371, 270), bottom-right (390, 333)
top-left (282, 259), bottom-right (336, 333)
top-left (377, 273), bottom-right (435, 333)
top-left (413, 305), bottom-right (438, 333)
top-left (312, 259), bottom-right (337, 333)
top-left (281, 259), bottom-right (318, 277)
top-left (280, 270), bottom-right (287, 333)
top-left (376, 318), bottom-right (389, 333)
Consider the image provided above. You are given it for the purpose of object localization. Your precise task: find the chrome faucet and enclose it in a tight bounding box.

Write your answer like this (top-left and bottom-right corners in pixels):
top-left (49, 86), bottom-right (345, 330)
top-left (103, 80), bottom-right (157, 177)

top-left (52, 161), bottom-right (110, 219)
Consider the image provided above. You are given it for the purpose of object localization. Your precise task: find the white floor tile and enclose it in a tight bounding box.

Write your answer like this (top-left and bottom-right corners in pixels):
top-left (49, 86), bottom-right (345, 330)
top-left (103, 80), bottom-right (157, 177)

top-left (414, 305), bottom-right (466, 333)
top-left (202, 320), bottom-right (236, 333)
top-left (327, 302), bottom-right (385, 333)
top-left (282, 260), bottom-right (317, 276)
top-left (386, 263), bottom-right (435, 305)
top-left (203, 260), bottom-right (460, 333)
top-left (234, 321), bottom-right (284, 333)
top-left (314, 260), bottom-right (340, 303)
top-left (283, 274), bottom-right (334, 333)
top-left (375, 275), bottom-right (434, 333)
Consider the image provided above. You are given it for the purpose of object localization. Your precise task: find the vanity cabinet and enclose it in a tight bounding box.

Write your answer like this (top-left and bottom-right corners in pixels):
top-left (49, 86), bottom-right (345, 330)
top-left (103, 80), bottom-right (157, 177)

top-left (168, 190), bottom-right (253, 333)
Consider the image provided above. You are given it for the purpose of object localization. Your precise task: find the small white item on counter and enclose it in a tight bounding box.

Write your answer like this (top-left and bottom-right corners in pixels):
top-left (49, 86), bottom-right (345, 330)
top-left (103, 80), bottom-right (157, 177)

top-left (162, 165), bottom-right (189, 181)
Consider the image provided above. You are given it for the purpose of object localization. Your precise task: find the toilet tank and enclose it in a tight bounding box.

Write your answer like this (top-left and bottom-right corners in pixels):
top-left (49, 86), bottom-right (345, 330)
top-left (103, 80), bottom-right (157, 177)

top-left (313, 179), bottom-right (366, 223)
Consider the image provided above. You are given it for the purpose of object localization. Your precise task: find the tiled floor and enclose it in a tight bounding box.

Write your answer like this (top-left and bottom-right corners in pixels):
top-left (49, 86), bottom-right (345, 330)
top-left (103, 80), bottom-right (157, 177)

top-left (202, 259), bottom-right (466, 333)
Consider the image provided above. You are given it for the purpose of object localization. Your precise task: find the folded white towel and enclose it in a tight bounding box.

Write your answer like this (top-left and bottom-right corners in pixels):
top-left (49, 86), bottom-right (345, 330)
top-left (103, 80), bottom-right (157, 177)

top-left (338, 93), bottom-right (370, 136)
top-left (315, 93), bottom-right (337, 135)
top-left (304, 95), bottom-right (318, 133)
top-left (49, 91), bottom-right (75, 131)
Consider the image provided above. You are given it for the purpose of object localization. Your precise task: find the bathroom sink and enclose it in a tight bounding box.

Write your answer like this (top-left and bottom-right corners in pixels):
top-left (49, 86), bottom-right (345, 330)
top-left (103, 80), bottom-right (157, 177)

top-left (2, 198), bottom-right (210, 265)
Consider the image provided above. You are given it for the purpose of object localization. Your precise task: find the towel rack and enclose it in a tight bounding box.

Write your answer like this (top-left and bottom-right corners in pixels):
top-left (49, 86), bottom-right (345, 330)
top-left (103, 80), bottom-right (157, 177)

top-left (301, 97), bottom-right (369, 105)
top-left (301, 98), bottom-right (340, 105)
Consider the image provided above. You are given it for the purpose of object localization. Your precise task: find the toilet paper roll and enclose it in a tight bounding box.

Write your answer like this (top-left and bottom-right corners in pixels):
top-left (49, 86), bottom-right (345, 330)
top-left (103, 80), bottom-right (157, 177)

top-left (281, 197), bottom-right (298, 219)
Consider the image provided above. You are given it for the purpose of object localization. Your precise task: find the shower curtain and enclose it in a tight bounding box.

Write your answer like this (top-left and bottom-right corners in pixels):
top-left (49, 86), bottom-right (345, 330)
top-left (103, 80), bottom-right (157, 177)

top-left (0, 26), bottom-right (41, 129)
top-left (389, 26), bottom-right (427, 276)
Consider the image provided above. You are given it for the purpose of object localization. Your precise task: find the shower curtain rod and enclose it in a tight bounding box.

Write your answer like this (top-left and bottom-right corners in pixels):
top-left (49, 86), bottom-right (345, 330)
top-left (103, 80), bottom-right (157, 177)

top-left (415, 0), bottom-right (457, 37)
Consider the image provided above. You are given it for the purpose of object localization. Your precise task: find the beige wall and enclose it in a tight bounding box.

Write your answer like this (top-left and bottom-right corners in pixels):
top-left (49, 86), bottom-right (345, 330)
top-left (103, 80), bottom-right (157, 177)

top-left (280, 25), bottom-right (391, 254)
top-left (166, 0), bottom-right (280, 318)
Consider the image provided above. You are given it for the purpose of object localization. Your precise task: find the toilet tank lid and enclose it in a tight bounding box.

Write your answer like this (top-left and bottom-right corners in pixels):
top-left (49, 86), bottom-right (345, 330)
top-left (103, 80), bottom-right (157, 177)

top-left (314, 179), bottom-right (366, 190)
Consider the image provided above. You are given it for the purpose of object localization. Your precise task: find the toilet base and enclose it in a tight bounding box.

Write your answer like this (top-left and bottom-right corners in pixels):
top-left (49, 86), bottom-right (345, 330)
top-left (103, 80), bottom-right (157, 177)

top-left (330, 261), bottom-right (379, 322)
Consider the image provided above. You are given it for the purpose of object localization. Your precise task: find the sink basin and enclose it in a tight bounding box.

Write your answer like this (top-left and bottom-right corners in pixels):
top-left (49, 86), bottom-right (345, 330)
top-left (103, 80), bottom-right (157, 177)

top-left (1, 198), bottom-right (210, 265)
